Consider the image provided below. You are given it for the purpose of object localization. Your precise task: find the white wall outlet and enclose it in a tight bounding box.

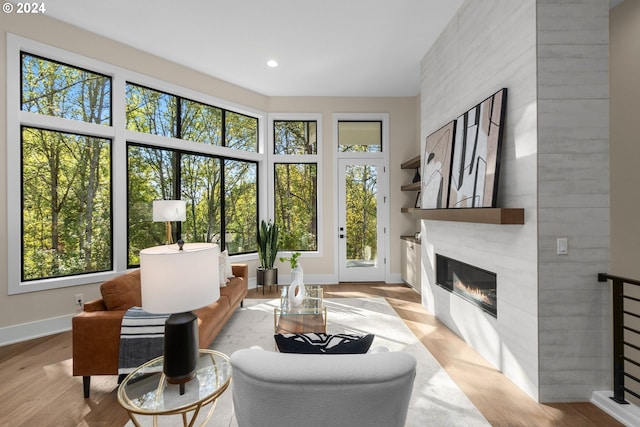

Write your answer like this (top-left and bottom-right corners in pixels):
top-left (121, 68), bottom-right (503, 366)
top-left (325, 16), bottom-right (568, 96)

top-left (556, 238), bottom-right (568, 255)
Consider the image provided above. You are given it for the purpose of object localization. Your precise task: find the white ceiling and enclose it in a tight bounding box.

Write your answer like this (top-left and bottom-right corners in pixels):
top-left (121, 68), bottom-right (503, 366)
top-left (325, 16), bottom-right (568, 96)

top-left (43, 0), bottom-right (464, 97)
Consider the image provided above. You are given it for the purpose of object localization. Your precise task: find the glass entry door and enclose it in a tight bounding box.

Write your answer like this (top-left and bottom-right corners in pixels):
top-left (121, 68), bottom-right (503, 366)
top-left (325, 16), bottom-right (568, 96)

top-left (337, 158), bottom-right (386, 282)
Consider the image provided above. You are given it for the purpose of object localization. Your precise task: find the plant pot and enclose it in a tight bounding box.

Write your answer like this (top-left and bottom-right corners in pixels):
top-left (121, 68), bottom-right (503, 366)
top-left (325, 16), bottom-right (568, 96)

top-left (257, 267), bottom-right (278, 287)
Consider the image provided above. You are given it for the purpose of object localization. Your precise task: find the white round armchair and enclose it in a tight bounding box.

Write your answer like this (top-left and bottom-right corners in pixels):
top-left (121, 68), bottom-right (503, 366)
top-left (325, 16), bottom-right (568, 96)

top-left (230, 347), bottom-right (417, 427)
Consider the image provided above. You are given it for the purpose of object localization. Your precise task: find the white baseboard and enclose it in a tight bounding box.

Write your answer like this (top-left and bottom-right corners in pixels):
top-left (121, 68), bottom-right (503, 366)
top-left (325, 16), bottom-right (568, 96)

top-left (592, 390), bottom-right (640, 427)
top-left (0, 313), bottom-right (74, 347)
top-left (248, 273), bottom-right (407, 290)
top-left (388, 272), bottom-right (403, 284)
top-left (248, 273), bottom-right (339, 290)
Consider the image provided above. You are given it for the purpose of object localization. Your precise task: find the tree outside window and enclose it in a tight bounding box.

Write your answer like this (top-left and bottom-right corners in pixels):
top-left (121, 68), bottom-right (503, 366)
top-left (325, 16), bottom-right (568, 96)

top-left (273, 120), bottom-right (318, 251)
top-left (16, 49), bottom-right (261, 287)
top-left (20, 54), bottom-right (112, 281)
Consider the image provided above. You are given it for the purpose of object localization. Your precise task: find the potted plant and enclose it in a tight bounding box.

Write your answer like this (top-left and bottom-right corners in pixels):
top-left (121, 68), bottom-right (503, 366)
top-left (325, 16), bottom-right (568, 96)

top-left (256, 220), bottom-right (279, 290)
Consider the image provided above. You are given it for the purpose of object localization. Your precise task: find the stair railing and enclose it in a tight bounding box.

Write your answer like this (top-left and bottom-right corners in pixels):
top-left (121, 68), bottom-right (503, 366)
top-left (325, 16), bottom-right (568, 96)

top-left (598, 272), bottom-right (640, 404)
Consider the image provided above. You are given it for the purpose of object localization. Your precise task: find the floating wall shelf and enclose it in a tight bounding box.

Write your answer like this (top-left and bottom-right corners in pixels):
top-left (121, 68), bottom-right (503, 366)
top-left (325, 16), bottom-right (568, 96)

top-left (401, 155), bottom-right (420, 169)
top-left (401, 207), bottom-right (525, 225)
top-left (401, 182), bottom-right (421, 191)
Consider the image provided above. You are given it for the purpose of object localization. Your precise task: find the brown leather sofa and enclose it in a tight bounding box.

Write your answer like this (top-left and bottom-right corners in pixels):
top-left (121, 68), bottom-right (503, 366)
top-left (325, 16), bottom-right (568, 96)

top-left (72, 264), bottom-right (248, 398)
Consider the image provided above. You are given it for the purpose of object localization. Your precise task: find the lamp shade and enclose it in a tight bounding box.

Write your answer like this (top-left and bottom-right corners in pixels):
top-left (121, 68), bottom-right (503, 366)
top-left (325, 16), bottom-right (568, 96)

top-left (152, 200), bottom-right (186, 222)
top-left (140, 243), bottom-right (220, 314)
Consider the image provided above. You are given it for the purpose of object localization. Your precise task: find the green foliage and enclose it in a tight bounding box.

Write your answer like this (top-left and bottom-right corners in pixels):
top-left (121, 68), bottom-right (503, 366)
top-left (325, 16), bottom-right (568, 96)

top-left (125, 83), bottom-right (177, 137)
top-left (181, 99), bottom-right (223, 145)
top-left (225, 111), bottom-right (258, 151)
top-left (345, 164), bottom-right (378, 261)
top-left (279, 251), bottom-right (301, 269)
top-left (125, 88), bottom-right (260, 265)
top-left (273, 121), bottom-right (318, 252)
top-left (127, 146), bottom-right (258, 265)
top-left (274, 120), bottom-right (317, 155)
top-left (21, 53), bottom-right (111, 124)
top-left (257, 220), bottom-right (279, 269)
top-left (21, 54), bottom-right (113, 280)
top-left (21, 53), bottom-right (262, 278)
top-left (275, 163), bottom-right (317, 251)
top-left (224, 160), bottom-right (258, 254)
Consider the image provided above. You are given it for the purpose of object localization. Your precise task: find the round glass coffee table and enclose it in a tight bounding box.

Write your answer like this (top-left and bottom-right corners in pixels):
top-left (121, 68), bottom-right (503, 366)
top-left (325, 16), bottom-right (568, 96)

top-left (117, 349), bottom-right (231, 427)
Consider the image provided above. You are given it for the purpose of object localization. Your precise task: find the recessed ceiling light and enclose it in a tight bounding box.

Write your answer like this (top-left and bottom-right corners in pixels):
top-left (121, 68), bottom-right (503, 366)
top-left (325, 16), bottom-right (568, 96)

top-left (267, 59), bottom-right (278, 68)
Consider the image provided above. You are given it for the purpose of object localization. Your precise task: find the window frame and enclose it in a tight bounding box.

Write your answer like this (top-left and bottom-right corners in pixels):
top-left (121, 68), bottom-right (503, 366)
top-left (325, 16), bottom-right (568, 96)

top-left (267, 113), bottom-right (323, 258)
top-left (7, 34), bottom-right (266, 294)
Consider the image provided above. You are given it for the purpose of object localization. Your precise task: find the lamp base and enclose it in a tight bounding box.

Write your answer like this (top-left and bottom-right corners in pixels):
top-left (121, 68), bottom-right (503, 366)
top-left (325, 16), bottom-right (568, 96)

top-left (163, 311), bottom-right (199, 392)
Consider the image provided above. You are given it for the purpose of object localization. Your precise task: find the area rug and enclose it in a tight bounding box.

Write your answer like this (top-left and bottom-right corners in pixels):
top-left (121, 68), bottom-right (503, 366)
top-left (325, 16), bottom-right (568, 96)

top-left (126, 297), bottom-right (490, 426)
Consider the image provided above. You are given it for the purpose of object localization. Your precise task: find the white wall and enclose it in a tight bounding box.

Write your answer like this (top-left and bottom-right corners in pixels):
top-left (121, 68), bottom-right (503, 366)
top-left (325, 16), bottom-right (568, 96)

top-left (536, 0), bottom-right (610, 402)
top-left (419, 0), bottom-right (611, 402)
top-left (421, 0), bottom-right (610, 401)
top-left (419, 0), bottom-right (539, 399)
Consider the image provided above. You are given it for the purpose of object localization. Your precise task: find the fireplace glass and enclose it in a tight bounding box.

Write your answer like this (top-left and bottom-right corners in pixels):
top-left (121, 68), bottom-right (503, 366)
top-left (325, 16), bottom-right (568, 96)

top-left (436, 254), bottom-right (497, 317)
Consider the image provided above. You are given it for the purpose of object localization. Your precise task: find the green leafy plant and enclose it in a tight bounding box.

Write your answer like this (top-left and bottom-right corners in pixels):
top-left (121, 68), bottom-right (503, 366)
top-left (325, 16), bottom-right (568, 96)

top-left (257, 220), bottom-right (279, 269)
top-left (279, 251), bottom-right (301, 269)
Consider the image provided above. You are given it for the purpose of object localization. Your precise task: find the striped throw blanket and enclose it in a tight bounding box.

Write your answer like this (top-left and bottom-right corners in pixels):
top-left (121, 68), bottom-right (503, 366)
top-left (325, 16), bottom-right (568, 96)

top-left (118, 307), bottom-right (169, 375)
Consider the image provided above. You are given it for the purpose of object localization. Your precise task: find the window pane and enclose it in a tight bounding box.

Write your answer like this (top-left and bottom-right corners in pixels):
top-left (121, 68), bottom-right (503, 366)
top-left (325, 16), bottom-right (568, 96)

top-left (225, 160), bottom-right (258, 254)
top-left (21, 53), bottom-right (111, 125)
top-left (181, 154), bottom-right (221, 244)
top-left (22, 127), bottom-right (112, 280)
top-left (275, 163), bottom-right (318, 251)
top-left (180, 99), bottom-right (223, 146)
top-left (126, 83), bottom-right (177, 137)
top-left (345, 164), bottom-right (378, 266)
top-left (127, 145), bottom-right (177, 266)
top-left (274, 120), bottom-right (317, 155)
top-left (225, 111), bottom-right (258, 151)
top-left (338, 121), bottom-right (382, 153)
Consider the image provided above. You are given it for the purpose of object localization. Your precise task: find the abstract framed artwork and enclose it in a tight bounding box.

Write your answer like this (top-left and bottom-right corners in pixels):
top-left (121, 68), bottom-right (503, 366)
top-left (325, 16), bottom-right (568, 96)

top-left (421, 121), bottom-right (455, 209)
top-left (448, 88), bottom-right (507, 208)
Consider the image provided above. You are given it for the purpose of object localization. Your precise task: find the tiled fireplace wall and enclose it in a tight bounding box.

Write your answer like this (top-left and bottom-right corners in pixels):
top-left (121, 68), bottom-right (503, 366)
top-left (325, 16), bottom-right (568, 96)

top-left (418, 0), bottom-right (610, 402)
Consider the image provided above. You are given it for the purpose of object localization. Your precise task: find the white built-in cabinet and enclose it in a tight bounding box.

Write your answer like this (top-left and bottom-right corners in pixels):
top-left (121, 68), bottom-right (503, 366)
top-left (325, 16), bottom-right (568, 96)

top-left (400, 236), bottom-right (421, 293)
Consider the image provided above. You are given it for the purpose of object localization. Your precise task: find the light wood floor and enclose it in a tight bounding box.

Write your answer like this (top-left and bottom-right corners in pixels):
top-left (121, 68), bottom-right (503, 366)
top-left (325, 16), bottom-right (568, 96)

top-left (0, 283), bottom-right (623, 427)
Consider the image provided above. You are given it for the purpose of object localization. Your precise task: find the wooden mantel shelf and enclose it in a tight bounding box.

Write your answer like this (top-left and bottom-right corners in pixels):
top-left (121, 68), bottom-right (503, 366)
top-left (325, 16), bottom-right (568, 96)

top-left (401, 207), bottom-right (525, 225)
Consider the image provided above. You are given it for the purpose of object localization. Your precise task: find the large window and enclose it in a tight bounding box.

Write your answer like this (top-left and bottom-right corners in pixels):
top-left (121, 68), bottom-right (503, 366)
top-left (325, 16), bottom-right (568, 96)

top-left (9, 35), bottom-right (264, 293)
top-left (274, 163), bottom-right (317, 250)
top-left (271, 118), bottom-right (320, 252)
top-left (127, 145), bottom-right (257, 266)
top-left (21, 53), bottom-right (112, 124)
top-left (125, 83), bottom-right (257, 151)
top-left (124, 81), bottom-right (259, 265)
top-left (19, 53), bottom-right (113, 282)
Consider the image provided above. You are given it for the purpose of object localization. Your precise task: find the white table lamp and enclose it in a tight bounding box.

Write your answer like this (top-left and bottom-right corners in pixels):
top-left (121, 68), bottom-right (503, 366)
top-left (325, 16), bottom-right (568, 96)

top-left (153, 200), bottom-right (186, 244)
top-left (140, 242), bottom-right (220, 393)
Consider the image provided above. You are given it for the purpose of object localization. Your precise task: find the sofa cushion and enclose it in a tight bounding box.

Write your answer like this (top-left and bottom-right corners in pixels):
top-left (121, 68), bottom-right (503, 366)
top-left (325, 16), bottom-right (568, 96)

top-left (274, 333), bottom-right (375, 354)
top-left (194, 298), bottom-right (231, 347)
top-left (220, 249), bottom-right (235, 278)
top-left (220, 275), bottom-right (245, 308)
top-left (219, 262), bottom-right (228, 287)
top-left (100, 269), bottom-right (142, 311)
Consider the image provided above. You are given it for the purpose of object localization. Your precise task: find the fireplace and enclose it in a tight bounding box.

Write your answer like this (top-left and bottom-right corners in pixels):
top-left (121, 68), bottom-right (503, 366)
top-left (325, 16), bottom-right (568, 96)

top-left (436, 254), bottom-right (497, 317)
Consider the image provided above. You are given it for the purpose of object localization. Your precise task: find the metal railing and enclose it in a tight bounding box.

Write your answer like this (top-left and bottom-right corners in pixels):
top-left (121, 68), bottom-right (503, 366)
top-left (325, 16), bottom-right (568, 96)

top-left (598, 272), bottom-right (640, 404)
